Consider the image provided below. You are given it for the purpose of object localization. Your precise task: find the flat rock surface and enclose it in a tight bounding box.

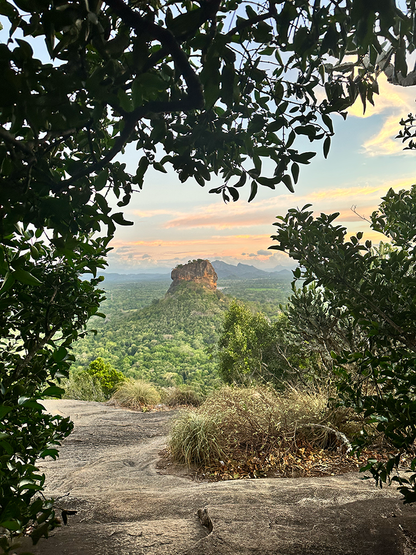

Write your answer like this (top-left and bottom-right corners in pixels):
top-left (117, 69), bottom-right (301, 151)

top-left (15, 400), bottom-right (416, 555)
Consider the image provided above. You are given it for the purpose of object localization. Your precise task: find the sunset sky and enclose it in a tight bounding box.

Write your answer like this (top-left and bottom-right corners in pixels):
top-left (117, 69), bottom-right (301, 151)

top-left (108, 75), bottom-right (416, 273)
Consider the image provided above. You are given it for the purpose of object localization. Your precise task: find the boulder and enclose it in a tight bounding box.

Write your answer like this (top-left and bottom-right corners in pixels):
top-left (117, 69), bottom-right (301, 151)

top-left (168, 259), bottom-right (218, 293)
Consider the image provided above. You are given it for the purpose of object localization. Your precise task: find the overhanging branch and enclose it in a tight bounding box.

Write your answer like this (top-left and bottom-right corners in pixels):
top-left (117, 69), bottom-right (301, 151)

top-left (57, 0), bottom-right (204, 190)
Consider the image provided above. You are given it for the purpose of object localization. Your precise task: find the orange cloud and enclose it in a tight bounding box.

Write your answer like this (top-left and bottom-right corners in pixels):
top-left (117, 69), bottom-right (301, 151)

top-left (165, 213), bottom-right (272, 229)
top-left (132, 209), bottom-right (178, 218)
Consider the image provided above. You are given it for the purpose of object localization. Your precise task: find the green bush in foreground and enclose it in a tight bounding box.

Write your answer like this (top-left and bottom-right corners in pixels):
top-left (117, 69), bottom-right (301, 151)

top-left (112, 379), bottom-right (161, 410)
top-left (169, 385), bottom-right (352, 469)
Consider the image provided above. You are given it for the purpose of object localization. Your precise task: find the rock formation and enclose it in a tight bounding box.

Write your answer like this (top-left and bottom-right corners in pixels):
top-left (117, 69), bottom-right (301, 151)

top-left (168, 259), bottom-right (218, 293)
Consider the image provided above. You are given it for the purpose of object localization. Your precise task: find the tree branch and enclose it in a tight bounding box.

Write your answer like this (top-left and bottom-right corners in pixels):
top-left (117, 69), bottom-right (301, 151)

top-left (55, 0), bottom-right (204, 191)
top-left (0, 126), bottom-right (36, 161)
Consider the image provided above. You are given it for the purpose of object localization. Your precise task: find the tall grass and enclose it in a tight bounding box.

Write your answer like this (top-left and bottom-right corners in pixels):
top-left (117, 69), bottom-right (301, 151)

top-left (163, 385), bottom-right (204, 407)
top-left (169, 411), bottom-right (223, 466)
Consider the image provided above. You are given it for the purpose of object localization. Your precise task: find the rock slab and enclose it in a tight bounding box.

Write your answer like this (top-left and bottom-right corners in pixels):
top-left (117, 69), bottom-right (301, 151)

top-left (14, 400), bottom-right (416, 555)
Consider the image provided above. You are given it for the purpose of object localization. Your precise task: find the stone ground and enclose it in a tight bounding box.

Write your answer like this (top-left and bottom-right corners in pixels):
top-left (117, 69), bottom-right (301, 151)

top-left (13, 400), bottom-right (416, 555)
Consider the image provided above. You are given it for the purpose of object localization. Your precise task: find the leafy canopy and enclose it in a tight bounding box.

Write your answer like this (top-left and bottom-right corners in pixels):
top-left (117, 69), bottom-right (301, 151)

top-left (1, 0), bottom-right (415, 217)
top-left (217, 299), bottom-right (320, 386)
top-left (271, 186), bottom-right (416, 503)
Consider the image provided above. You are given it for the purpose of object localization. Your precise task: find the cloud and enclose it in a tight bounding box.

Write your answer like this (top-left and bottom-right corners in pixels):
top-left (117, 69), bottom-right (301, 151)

top-left (311, 185), bottom-right (385, 201)
top-left (132, 209), bottom-right (177, 218)
top-left (257, 249), bottom-right (271, 255)
top-left (348, 74), bottom-right (416, 119)
top-left (361, 113), bottom-right (406, 156)
top-left (164, 211), bottom-right (274, 230)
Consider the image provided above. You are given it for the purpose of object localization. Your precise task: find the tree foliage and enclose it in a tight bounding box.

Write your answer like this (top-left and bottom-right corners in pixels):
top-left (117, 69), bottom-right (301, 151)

top-left (73, 282), bottom-right (232, 389)
top-left (285, 283), bottom-right (367, 374)
top-left (217, 300), bottom-right (319, 386)
top-left (271, 186), bottom-right (416, 503)
top-left (85, 357), bottom-right (125, 397)
top-left (0, 237), bottom-right (105, 551)
top-left (1, 0), bottom-right (415, 214)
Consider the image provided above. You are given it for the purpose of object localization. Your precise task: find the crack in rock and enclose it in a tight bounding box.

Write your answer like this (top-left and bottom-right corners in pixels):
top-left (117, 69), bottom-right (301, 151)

top-left (197, 507), bottom-right (213, 534)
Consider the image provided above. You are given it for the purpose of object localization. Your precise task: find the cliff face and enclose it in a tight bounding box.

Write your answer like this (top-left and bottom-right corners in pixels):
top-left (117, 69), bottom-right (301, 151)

top-left (168, 259), bottom-right (218, 293)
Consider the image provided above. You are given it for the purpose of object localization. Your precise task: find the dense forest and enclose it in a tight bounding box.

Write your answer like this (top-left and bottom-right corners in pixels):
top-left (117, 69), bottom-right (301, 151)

top-left (70, 275), bottom-right (293, 389)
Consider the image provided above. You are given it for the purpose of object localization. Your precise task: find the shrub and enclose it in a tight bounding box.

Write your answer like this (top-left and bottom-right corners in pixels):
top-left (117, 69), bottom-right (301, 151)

top-left (62, 371), bottom-right (106, 402)
top-left (111, 379), bottom-right (161, 409)
top-left (164, 385), bottom-right (204, 407)
top-left (169, 385), bottom-right (352, 470)
top-left (86, 357), bottom-right (126, 398)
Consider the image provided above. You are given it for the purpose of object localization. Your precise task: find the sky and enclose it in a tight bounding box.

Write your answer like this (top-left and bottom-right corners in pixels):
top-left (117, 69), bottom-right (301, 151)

top-left (107, 74), bottom-right (416, 273)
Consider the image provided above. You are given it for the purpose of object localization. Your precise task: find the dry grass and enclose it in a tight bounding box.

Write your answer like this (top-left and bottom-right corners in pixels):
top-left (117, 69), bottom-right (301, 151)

top-left (163, 385), bottom-right (204, 407)
top-left (169, 411), bottom-right (223, 466)
top-left (169, 385), bottom-right (357, 477)
top-left (111, 379), bottom-right (161, 410)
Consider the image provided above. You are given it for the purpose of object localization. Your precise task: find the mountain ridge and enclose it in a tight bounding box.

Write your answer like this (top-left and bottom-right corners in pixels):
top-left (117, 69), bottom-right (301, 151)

top-left (98, 262), bottom-right (293, 283)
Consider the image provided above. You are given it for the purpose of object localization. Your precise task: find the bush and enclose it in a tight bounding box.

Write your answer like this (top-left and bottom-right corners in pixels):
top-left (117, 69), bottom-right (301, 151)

top-left (86, 357), bottom-right (126, 398)
top-left (62, 371), bottom-right (106, 402)
top-left (164, 385), bottom-right (204, 407)
top-left (169, 385), bottom-right (352, 471)
top-left (111, 379), bottom-right (161, 409)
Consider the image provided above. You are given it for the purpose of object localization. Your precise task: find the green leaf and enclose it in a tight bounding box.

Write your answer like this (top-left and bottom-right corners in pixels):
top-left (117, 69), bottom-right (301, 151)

top-left (282, 174), bottom-right (294, 193)
top-left (41, 386), bottom-right (64, 398)
top-left (0, 405), bottom-right (12, 419)
top-left (323, 136), bottom-right (331, 159)
top-left (291, 162), bottom-right (300, 184)
top-left (111, 212), bottom-right (134, 226)
top-left (95, 170), bottom-right (108, 192)
top-left (153, 162), bottom-right (167, 173)
top-left (167, 8), bottom-right (202, 37)
top-left (0, 520), bottom-right (22, 532)
top-left (248, 181), bottom-right (258, 202)
top-left (13, 269), bottom-right (42, 286)
top-left (117, 89), bottom-right (133, 112)
top-left (322, 114), bottom-right (334, 134)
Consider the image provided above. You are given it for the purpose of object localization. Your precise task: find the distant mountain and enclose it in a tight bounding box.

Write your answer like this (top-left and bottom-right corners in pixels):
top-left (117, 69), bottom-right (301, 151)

top-left (268, 264), bottom-right (295, 273)
top-left (98, 272), bottom-right (170, 282)
top-left (212, 261), bottom-right (292, 280)
top-left (268, 269), bottom-right (293, 278)
top-left (98, 262), bottom-right (294, 283)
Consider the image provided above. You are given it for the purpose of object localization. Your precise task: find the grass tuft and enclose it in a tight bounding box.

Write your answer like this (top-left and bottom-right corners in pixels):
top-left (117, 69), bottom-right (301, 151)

top-left (111, 379), bottom-right (161, 409)
top-left (169, 411), bottom-right (223, 466)
top-left (163, 385), bottom-right (204, 407)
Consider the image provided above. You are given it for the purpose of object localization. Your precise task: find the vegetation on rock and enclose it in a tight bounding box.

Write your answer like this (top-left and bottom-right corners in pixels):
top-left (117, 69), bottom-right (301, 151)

top-left (169, 385), bottom-right (359, 479)
top-left (111, 379), bottom-right (161, 410)
top-left (71, 282), bottom-right (232, 389)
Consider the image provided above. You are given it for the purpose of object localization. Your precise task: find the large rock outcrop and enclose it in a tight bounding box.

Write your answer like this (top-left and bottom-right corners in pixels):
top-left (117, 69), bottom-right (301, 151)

top-left (168, 259), bottom-right (217, 293)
